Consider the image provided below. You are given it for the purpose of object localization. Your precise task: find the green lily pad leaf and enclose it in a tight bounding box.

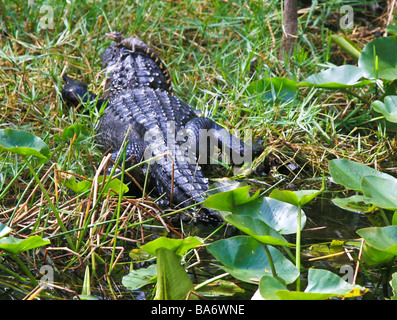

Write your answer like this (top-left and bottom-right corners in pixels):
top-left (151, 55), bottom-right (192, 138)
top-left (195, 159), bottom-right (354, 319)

top-left (332, 195), bottom-right (376, 213)
top-left (0, 129), bottom-right (51, 160)
top-left (275, 269), bottom-right (367, 300)
top-left (246, 77), bottom-right (297, 102)
top-left (269, 187), bottom-right (322, 207)
top-left (361, 175), bottom-right (397, 210)
top-left (360, 242), bottom-right (395, 266)
top-left (154, 247), bottom-right (198, 300)
top-left (359, 36), bottom-right (397, 80)
top-left (122, 264), bottom-right (157, 291)
top-left (224, 214), bottom-right (294, 246)
top-left (205, 185), bottom-right (306, 235)
top-left (298, 65), bottom-right (372, 88)
top-left (371, 96), bottom-right (397, 123)
top-left (390, 272), bottom-right (397, 300)
top-left (387, 23), bottom-right (397, 36)
top-left (0, 235), bottom-right (50, 254)
top-left (197, 280), bottom-right (245, 297)
top-left (329, 158), bottom-right (394, 191)
top-left (129, 247), bottom-right (154, 262)
top-left (232, 197), bottom-right (306, 235)
top-left (62, 123), bottom-right (90, 143)
top-left (78, 295), bottom-right (99, 300)
top-left (0, 223), bottom-right (12, 238)
top-left (208, 180), bottom-right (247, 196)
top-left (258, 275), bottom-right (287, 300)
top-left (204, 186), bottom-right (260, 212)
top-left (65, 175), bottom-right (129, 196)
top-left (357, 226), bottom-right (397, 256)
top-left (141, 236), bottom-right (203, 257)
top-left (207, 236), bottom-right (299, 285)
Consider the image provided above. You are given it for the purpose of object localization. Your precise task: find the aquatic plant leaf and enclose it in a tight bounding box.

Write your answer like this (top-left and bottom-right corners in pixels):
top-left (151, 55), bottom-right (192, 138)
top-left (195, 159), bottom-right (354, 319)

top-left (204, 185), bottom-right (260, 211)
top-left (359, 36), bottom-right (397, 80)
top-left (361, 175), bottom-right (397, 210)
top-left (128, 247), bottom-right (154, 262)
top-left (0, 129), bottom-right (51, 160)
top-left (79, 266), bottom-right (99, 300)
top-left (141, 236), bottom-right (203, 256)
top-left (62, 123), bottom-right (90, 143)
top-left (298, 65), bottom-right (372, 88)
top-left (357, 226), bottom-right (397, 256)
top-left (208, 180), bottom-right (247, 195)
top-left (65, 175), bottom-right (129, 196)
top-left (205, 187), bottom-right (304, 234)
top-left (207, 236), bottom-right (299, 284)
top-left (197, 280), bottom-right (245, 297)
top-left (360, 242), bottom-right (395, 266)
top-left (246, 77), bottom-right (297, 102)
top-left (258, 275), bottom-right (287, 300)
top-left (122, 264), bottom-right (157, 291)
top-left (371, 96), bottom-right (397, 123)
top-left (329, 158), bottom-right (393, 191)
top-left (269, 188), bottom-right (322, 207)
top-left (274, 269), bottom-right (367, 300)
top-left (390, 272), bottom-right (397, 300)
top-left (0, 235), bottom-right (50, 254)
top-left (154, 247), bottom-right (198, 300)
top-left (331, 195), bottom-right (376, 213)
top-left (387, 23), bottom-right (397, 36)
top-left (0, 223), bottom-right (12, 238)
top-left (232, 197), bottom-right (306, 235)
top-left (224, 214), bottom-right (294, 246)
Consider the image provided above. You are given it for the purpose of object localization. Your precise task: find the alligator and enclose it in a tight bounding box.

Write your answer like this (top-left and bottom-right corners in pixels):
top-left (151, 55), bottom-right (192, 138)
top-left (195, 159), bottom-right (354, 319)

top-left (62, 32), bottom-right (260, 225)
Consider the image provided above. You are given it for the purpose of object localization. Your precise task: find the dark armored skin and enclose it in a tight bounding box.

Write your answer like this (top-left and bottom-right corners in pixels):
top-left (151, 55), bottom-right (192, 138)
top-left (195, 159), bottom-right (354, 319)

top-left (62, 32), bottom-right (258, 224)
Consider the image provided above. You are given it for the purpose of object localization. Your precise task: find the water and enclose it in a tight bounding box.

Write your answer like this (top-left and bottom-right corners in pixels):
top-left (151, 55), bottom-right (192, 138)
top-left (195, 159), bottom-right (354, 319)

top-left (0, 190), bottom-right (389, 300)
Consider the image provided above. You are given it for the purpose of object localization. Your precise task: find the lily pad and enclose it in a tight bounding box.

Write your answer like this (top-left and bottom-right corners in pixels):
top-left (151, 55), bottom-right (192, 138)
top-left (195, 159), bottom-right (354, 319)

top-left (122, 264), bottom-right (157, 291)
top-left (231, 197), bottom-right (306, 235)
top-left (329, 158), bottom-right (394, 191)
top-left (0, 223), bottom-right (12, 238)
top-left (62, 123), bottom-right (90, 143)
top-left (331, 195), bottom-right (375, 213)
top-left (371, 96), bottom-right (397, 123)
top-left (154, 247), bottom-right (198, 300)
top-left (390, 272), bottom-right (397, 300)
top-left (246, 77), bottom-right (297, 102)
top-left (207, 236), bottom-right (299, 285)
top-left (224, 214), bottom-right (294, 246)
top-left (269, 187), bottom-right (323, 207)
top-left (359, 36), bottom-right (397, 80)
top-left (387, 23), bottom-right (397, 36)
top-left (0, 129), bottom-right (51, 160)
top-left (360, 241), bottom-right (395, 266)
top-left (204, 185), bottom-right (260, 212)
top-left (357, 226), bottom-right (397, 256)
top-left (298, 65), bottom-right (372, 88)
top-left (0, 235), bottom-right (50, 254)
top-left (361, 175), bottom-right (397, 210)
top-left (266, 269), bottom-right (367, 300)
top-left (197, 280), bottom-right (245, 297)
top-left (141, 236), bottom-right (203, 256)
top-left (64, 175), bottom-right (129, 196)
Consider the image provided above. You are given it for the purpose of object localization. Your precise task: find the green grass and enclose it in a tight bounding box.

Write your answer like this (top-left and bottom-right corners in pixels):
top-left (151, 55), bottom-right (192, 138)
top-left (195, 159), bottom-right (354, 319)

top-left (0, 0), bottom-right (392, 299)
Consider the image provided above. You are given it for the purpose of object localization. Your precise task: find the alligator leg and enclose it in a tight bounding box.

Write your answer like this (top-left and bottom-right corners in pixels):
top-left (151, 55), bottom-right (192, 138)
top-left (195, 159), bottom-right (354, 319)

top-left (184, 117), bottom-right (261, 168)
